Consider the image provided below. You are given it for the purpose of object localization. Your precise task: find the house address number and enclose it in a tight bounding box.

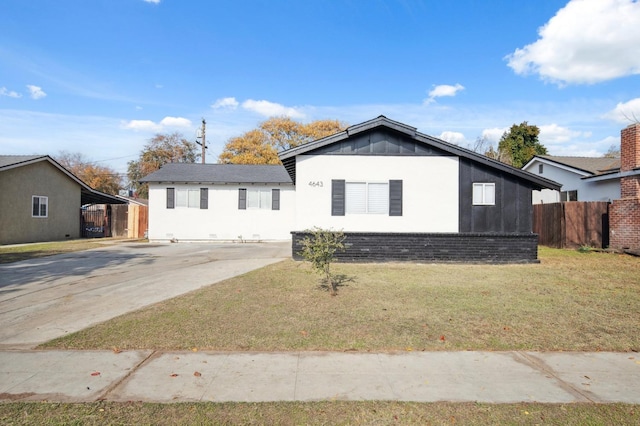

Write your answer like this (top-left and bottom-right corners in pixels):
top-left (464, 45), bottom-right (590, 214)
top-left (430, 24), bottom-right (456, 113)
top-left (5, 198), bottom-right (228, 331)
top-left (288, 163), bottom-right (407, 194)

top-left (308, 181), bottom-right (324, 188)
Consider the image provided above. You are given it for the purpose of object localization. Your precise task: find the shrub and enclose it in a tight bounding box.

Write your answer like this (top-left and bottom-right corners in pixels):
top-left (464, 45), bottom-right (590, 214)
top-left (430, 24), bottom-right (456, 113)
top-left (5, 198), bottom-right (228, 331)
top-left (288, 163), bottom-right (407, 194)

top-left (298, 227), bottom-right (346, 295)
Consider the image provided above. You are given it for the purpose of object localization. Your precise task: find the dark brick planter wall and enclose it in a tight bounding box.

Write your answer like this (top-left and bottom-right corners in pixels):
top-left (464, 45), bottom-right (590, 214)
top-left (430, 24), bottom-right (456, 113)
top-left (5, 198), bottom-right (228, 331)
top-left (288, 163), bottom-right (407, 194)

top-left (292, 232), bottom-right (539, 264)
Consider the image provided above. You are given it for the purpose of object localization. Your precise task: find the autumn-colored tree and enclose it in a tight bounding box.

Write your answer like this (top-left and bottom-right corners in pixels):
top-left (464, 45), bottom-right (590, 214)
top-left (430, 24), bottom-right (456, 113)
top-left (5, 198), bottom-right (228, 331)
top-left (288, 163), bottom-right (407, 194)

top-left (497, 122), bottom-right (547, 168)
top-left (127, 132), bottom-right (200, 198)
top-left (219, 117), bottom-right (347, 164)
top-left (56, 151), bottom-right (122, 195)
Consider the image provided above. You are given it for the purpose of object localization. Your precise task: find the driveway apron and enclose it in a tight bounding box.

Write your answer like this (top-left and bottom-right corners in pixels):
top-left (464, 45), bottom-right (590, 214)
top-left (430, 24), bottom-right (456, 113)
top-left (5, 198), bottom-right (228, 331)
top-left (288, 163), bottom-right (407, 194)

top-left (0, 241), bottom-right (290, 349)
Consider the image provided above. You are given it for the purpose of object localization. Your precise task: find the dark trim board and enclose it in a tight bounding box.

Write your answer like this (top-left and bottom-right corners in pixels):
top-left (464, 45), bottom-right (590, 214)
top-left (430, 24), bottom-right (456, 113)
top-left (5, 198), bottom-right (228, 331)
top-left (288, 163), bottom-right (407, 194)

top-left (292, 232), bottom-right (540, 264)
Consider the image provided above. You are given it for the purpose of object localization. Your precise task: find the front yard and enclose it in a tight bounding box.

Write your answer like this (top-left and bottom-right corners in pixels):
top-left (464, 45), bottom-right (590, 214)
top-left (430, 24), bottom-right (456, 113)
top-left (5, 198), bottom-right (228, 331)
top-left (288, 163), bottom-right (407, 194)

top-left (41, 247), bottom-right (640, 352)
top-left (3, 246), bottom-right (639, 424)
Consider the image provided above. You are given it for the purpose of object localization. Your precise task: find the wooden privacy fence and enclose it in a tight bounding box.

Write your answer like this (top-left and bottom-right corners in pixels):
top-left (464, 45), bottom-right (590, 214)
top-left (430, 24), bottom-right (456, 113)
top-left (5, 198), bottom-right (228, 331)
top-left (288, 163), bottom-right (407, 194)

top-left (533, 202), bottom-right (610, 249)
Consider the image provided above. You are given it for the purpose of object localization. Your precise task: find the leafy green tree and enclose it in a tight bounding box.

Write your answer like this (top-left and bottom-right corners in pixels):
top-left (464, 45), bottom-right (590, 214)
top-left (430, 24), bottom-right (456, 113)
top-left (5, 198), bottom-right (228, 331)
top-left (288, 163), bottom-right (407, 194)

top-left (127, 132), bottom-right (199, 198)
top-left (497, 122), bottom-right (547, 168)
top-left (298, 227), bottom-right (346, 296)
top-left (219, 117), bottom-right (347, 164)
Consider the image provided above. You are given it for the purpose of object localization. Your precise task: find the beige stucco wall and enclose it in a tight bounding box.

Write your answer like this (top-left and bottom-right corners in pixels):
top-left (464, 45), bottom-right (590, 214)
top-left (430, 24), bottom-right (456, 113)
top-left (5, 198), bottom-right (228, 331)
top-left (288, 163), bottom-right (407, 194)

top-left (0, 161), bottom-right (81, 244)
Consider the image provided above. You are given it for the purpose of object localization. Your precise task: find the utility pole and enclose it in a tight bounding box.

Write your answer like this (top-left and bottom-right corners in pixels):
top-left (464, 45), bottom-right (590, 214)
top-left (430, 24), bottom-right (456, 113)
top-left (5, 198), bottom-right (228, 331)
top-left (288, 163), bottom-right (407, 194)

top-left (196, 118), bottom-right (208, 164)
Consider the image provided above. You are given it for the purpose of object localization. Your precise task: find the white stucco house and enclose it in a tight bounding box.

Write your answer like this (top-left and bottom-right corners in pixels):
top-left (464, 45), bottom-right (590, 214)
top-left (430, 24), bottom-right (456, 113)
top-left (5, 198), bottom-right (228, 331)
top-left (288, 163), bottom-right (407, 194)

top-left (522, 155), bottom-right (621, 204)
top-left (141, 116), bottom-right (560, 263)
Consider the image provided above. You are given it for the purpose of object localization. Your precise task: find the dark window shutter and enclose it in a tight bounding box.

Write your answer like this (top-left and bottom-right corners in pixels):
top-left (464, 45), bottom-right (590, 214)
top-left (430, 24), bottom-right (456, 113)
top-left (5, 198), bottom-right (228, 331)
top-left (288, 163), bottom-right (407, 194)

top-left (238, 188), bottom-right (247, 210)
top-left (200, 188), bottom-right (208, 209)
top-left (389, 180), bottom-right (403, 216)
top-left (331, 180), bottom-right (345, 216)
top-left (167, 188), bottom-right (175, 209)
top-left (272, 188), bottom-right (280, 210)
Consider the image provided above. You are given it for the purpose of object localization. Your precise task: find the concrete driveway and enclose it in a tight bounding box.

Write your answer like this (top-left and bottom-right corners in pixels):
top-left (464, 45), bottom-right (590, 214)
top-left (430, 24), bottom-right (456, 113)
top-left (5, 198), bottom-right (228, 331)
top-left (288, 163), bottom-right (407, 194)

top-left (0, 241), bottom-right (290, 349)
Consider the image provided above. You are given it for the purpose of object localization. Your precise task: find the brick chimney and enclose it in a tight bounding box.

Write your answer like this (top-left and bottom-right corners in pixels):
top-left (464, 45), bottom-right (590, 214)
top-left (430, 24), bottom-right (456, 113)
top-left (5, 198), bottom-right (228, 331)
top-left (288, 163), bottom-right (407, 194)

top-left (609, 123), bottom-right (640, 251)
top-left (620, 123), bottom-right (640, 199)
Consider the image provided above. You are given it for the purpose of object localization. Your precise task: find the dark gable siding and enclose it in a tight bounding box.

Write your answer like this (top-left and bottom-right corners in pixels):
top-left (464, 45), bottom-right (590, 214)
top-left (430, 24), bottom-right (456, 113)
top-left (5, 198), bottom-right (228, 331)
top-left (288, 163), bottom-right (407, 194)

top-left (311, 129), bottom-right (448, 156)
top-left (459, 158), bottom-right (533, 233)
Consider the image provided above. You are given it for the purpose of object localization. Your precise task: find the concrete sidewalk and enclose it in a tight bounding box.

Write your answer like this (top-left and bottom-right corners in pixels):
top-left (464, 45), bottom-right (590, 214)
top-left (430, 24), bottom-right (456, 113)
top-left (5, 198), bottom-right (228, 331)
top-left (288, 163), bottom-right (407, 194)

top-left (1, 350), bottom-right (639, 403)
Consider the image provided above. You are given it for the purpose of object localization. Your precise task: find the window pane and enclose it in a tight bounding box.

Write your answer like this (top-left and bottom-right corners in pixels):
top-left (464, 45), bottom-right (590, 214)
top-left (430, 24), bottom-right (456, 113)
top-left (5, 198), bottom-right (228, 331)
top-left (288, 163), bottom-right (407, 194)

top-left (367, 183), bottom-right (388, 214)
top-left (40, 202), bottom-right (47, 216)
top-left (472, 184), bottom-right (483, 205)
top-left (247, 190), bottom-right (260, 208)
top-left (33, 197), bottom-right (40, 216)
top-left (188, 189), bottom-right (199, 208)
top-left (176, 189), bottom-right (187, 207)
top-left (260, 190), bottom-right (271, 209)
top-left (484, 184), bottom-right (495, 204)
top-left (346, 183), bottom-right (366, 213)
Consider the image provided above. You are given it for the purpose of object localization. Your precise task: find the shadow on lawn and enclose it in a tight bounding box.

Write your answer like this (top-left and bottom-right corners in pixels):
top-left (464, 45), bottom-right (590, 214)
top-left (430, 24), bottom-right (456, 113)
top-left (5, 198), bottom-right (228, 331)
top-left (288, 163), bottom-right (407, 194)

top-left (316, 273), bottom-right (355, 294)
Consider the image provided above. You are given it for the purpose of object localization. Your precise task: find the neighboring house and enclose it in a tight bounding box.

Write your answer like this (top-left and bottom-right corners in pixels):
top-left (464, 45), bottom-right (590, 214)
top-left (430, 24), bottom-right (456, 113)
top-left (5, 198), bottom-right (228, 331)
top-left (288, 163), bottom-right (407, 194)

top-left (522, 155), bottom-right (621, 203)
top-left (139, 164), bottom-right (295, 241)
top-left (142, 116), bottom-right (560, 263)
top-left (0, 155), bottom-right (125, 245)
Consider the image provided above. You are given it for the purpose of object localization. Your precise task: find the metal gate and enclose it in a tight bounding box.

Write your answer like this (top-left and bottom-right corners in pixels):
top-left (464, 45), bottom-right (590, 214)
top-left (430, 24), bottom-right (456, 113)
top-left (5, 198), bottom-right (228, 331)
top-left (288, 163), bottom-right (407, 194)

top-left (81, 205), bottom-right (112, 238)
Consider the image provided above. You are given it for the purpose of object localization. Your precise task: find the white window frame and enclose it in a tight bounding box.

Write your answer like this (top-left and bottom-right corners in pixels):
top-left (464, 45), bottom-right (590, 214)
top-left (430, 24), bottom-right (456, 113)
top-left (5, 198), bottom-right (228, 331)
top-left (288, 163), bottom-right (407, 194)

top-left (175, 188), bottom-right (200, 208)
top-left (346, 181), bottom-right (389, 214)
top-left (472, 183), bottom-right (495, 206)
top-left (247, 188), bottom-right (272, 210)
top-left (32, 195), bottom-right (48, 218)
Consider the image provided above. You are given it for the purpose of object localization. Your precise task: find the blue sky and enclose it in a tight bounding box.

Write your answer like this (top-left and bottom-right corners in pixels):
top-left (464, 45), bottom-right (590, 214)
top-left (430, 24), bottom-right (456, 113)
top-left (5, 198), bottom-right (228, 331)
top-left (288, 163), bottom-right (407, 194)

top-left (2, 0), bottom-right (640, 175)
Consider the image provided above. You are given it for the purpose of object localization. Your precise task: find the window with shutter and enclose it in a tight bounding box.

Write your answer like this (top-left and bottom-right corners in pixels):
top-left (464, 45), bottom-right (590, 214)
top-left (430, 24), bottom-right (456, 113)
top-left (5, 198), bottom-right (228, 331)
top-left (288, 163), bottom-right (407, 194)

top-left (344, 182), bottom-right (389, 214)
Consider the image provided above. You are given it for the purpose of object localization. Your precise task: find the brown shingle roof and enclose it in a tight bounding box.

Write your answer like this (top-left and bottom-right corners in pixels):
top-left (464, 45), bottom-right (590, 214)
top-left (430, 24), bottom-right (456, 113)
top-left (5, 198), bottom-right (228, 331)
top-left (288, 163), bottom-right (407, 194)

top-left (538, 155), bottom-right (620, 175)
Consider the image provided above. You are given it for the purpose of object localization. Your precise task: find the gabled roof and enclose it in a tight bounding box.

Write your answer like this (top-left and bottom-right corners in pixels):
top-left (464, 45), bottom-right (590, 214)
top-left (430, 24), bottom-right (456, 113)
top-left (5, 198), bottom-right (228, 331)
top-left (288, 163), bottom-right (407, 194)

top-left (527, 155), bottom-right (621, 176)
top-left (0, 155), bottom-right (127, 205)
top-left (139, 163), bottom-right (293, 184)
top-left (278, 116), bottom-right (561, 191)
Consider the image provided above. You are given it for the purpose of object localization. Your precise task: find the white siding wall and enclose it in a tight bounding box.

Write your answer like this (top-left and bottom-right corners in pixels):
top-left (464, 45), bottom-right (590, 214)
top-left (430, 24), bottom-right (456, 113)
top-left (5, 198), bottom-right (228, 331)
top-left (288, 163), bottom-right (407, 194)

top-left (525, 160), bottom-right (620, 204)
top-left (294, 155), bottom-right (459, 232)
top-left (147, 183), bottom-right (295, 241)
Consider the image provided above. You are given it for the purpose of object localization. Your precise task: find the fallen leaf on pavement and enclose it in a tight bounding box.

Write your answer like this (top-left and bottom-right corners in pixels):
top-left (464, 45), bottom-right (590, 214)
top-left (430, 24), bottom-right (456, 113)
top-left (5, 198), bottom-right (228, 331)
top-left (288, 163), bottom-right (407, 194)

top-left (194, 371), bottom-right (202, 377)
top-left (170, 373), bottom-right (178, 377)
top-left (90, 372), bottom-right (100, 376)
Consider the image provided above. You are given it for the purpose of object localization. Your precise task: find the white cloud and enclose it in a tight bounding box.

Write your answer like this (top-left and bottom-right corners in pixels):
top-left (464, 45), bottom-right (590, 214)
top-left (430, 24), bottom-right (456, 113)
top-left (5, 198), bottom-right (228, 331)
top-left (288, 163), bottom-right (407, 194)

top-left (424, 83), bottom-right (464, 104)
top-left (506, 0), bottom-right (640, 85)
top-left (481, 127), bottom-right (508, 144)
top-left (122, 120), bottom-right (159, 131)
top-left (27, 85), bottom-right (46, 99)
top-left (121, 116), bottom-right (191, 132)
top-left (143, 0), bottom-right (160, 4)
top-left (211, 97), bottom-right (239, 109)
top-left (241, 99), bottom-right (305, 118)
top-left (539, 123), bottom-right (587, 143)
top-left (603, 98), bottom-right (640, 123)
top-left (159, 116), bottom-right (192, 127)
top-left (438, 131), bottom-right (466, 145)
top-left (0, 87), bottom-right (22, 98)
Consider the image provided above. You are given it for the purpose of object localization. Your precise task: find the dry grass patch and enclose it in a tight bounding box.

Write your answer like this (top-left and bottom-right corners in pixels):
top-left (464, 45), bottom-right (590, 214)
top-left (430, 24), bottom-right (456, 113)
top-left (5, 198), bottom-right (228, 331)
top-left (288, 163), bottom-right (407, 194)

top-left (41, 247), bottom-right (640, 352)
top-left (0, 239), bottom-right (126, 264)
top-left (0, 401), bottom-right (638, 425)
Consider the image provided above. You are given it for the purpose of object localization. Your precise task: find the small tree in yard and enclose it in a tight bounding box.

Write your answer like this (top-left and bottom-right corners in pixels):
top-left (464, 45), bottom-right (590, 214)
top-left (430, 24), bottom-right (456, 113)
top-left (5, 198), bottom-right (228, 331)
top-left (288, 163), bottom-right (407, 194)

top-left (299, 227), bottom-right (346, 296)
